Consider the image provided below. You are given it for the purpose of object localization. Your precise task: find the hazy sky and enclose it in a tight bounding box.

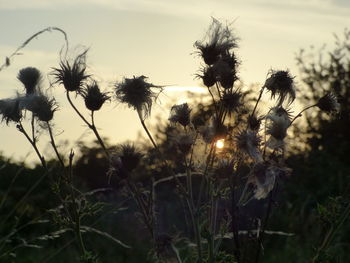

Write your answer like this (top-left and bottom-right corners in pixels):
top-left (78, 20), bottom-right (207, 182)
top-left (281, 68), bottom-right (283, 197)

top-left (0, 0), bottom-right (349, 163)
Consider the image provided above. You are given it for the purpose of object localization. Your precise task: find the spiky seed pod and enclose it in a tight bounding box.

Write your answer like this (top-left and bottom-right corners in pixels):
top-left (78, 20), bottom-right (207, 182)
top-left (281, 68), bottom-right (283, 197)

top-left (235, 130), bottom-right (262, 162)
top-left (108, 144), bottom-right (143, 179)
top-left (264, 70), bottom-right (296, 105)
top-left (266, 106), bottom-right (292, 149)
top-left (20, 94), bottom-right (57, 122)
top-left (174, 132), bottom-right (195, 154)
top-left (80, 82), bottom-right (110, 111)
top-left (115, 75), bottom-right (161, 119)
top-left (169, 103), bottom-right (191, 127)
top-left (317, 93), bottom-right (340, 113)
top-left (118, 144), bottom-right (143, 173)
top-left (0, 98), bottom-right (22, 124)
top-left (52, 52), bottom-right (90, 92)
top-left (221, 89), bottom-right (242, 115)
top-left (247, 114), bottom-right (262, 131)
top-left (213, 59), bottom-right (237, 89)
top-left (198, 66), bottom-right (217, 87)
top-left (194, 18), bottom-right (238, 65)
top-left (17, 67), bottom-right (41, 95)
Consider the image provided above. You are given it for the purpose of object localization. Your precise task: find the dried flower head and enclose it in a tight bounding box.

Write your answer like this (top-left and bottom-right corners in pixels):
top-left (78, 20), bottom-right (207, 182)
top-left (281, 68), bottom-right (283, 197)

top-left (197, 66), bottom-right (216, 88)
top-left (235, 130), bottom-right (262, 162)
top-left (194, 18), bottom-right (238, 66)
top-left (115, 75), bottom-right (162, 119)
top-left (247, 113), bottom-right (262, 131)
top-left (0, 98), bottom-right (22, 124)
top-left (80, 82), bottom-right (110, 111)
top-left (213, 58), bottom-right (238, 89)
top-left (266, 106), bottom-right (292, 149)
top-left (17, 67), bottom-right (41, 95)
top-left (171, 131), bottom-right (195, 154)
top-left (221, 89), bottom-right (242, 115)
top-left (20, 94), bottom-right (57, 122)
top-left (264, 70), bottom-right (296, 105)
top-left (108, 144), bottom-right (143, 179)
top-left (316, 93), bottom-right (340, 113)
top-left (169, 103), bottom-right (191, 127)
top-left (52, 51), bottom-right (89, 92)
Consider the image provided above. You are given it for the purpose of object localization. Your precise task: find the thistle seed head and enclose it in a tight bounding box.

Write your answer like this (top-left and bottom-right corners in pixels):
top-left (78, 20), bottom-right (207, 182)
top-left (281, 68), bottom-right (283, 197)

top-left (221, 89), bottom-right (242, 115)
top-left (194, 18), bottom-right (238, 66)
top-left (247, 113), bottom-right (262, 131)
top-left (17, 67), bottom-right (42, 95)
top-left (52, 51), bottom-right (90, 92)
top-left (20, 94), bottom-right (57, 122)
top-left (169, 103), bottom-right (191, 127)
top-left (235, 130), bottom-right (262, 162)
top-left (80, 82), bottom-right (110, 111)
top-left (0, 98), bottom-right (22, 124)
top-left (317, 93), bottom-right (340, 113)
top-left (266, 106), bottom-right (291, 149)
top-left (115, 75), bottom-right (162, 119)
top-left (264, 70), bottom-right (296, 106)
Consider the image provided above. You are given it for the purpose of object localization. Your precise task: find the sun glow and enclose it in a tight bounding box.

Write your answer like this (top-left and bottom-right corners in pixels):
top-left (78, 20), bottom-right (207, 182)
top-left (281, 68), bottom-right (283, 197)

top-left (216, 139), bottom-right (225, 149)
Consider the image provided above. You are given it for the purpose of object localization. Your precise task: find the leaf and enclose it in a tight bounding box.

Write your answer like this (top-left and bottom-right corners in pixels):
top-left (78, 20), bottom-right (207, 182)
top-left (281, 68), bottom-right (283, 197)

top-left (80, 226), bottom-right (131, 249)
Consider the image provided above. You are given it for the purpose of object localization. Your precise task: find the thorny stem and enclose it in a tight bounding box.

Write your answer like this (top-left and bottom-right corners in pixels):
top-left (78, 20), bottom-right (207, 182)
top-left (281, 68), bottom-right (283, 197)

top-left (47, 121), bottom-right (65, 168)
top-left (68, 151), bottom-right (87, 255)
top-left (255, 182), bottom-right (278, 263)
top-left (251, 86), bottom-right (265, 118)
top-left (290, 104), bottom-right (317, 125)
top-left (17, 122), bottom-right (46, 168)
top-left (66, 91), bottom-right (110, 159)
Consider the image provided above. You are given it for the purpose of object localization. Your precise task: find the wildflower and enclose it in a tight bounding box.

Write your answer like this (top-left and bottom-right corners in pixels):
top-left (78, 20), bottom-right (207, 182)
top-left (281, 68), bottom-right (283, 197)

top-left (194, 18), bottom-right (238, 65)
top-left (0, 98), bottom-right (22, 124)
top-left (169, 103), bottom-right (191, 127)
top-left (80, 81), bottom-right (110, 111)
top-left (17, 67), bottom-right (41, 95)
top-left (264, 70), bottom-right (296, 105)
top-left (247, 113), bottom-right (262, 131)
top-left (115, 76), bottom-right (162, 119)
top-left (221, 89), bottom-right (242, 115)
top-left (213, 58), bottom-right (238, 89)
top-left (249, 162), bottom-right (291, 199)
top-left (316, 93), bottom-right (340, 113)
top-left (266, 106), bottom-right (291, 149)
top-left (235, 130), bottom-right (262, 162)
top-left (20, 94), bottom-right (57, 122)
top-left (172, 131), bottom-right (195, 155)
top-left (197, 66), bottom-right (216, 88)
top-left (108, 144), bottom-right (143, 179)
top-left (52, 51), bottom-right (89, 92)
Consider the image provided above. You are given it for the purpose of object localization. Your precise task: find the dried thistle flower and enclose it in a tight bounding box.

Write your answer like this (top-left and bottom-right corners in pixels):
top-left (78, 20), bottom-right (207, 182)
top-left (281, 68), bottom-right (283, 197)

top-left (221, 89), bottom-right (242, 115)
top-left (213, 58), bottom-right (238, 89)
top-left (169, 103), bottom-right (191, 127)
top-left (171, 131), bottom-right (195, 155)
top-left (52, 51), bottom-right (90, 92)
top-left (115, 75), bottom-right (162, 119)
top-left (266, 106), bottom-right (292, 149)
top-left (20, 94), bottom-right (57, 122)
top-left (247, 113), bottom-right (262, 131)
top-left (194, 18), bottom-right (238, 65)
top-left (0, 98), bottom-right (22, 124)
top-left (264, 70), bottom-right (296, 105)
top-left (235, 130), bottom-right (262, 162)
top-left (197, 66), bottom-right (216, 88)
top-left (17, 67), bottom-right (41, 95)
top-left (80, 81), bottom-right (110, 111)
top-left (316, 93), bottom-right (340, 113)
top-left (108, 144), bottom-right (143, 179)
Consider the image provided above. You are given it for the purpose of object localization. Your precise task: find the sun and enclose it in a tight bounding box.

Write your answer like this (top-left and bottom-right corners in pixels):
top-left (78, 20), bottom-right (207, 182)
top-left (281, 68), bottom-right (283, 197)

top-left (216, 139), bottom-right (225, 149)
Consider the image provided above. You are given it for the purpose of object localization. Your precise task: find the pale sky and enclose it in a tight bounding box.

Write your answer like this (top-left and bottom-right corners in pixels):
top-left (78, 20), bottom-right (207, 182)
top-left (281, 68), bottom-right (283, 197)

top-left (0, 0), bottom-right (349, 163)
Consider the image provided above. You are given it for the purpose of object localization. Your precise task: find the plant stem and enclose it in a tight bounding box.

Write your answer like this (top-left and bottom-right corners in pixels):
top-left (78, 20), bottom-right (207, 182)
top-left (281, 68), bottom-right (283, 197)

top-left (47, 121), bottom-right (65, 168)
top-left (290, 104), bottom-right (317, 125)
top-left (251, 87), bottom-right (265, 118)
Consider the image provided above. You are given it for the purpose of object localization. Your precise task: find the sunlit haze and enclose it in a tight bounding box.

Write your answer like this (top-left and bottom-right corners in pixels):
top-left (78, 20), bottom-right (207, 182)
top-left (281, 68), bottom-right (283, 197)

top-left (0, 0), bottom-right (349, 163)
